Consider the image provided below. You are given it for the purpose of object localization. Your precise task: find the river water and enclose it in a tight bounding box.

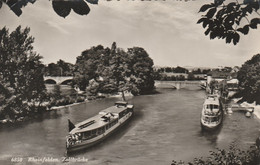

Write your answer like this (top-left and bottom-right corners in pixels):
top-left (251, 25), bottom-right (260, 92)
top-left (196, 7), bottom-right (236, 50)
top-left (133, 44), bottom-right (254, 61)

top-left (0, 86), bottom-right (260, 165)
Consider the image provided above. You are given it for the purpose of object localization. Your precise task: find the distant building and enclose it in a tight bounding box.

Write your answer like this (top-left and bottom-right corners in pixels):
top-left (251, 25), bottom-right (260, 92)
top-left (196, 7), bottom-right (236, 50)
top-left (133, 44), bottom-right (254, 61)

top-left (206, 68), bottom-right (239, 91)
top-left (193, 74), bottom-right (207, 80)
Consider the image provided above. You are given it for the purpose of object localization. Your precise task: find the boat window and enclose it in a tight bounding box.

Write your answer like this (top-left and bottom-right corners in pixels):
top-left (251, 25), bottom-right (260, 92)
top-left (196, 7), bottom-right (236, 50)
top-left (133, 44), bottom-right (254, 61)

top-left (206, 104), bottom-right (218, 110)
top-left (91, 129), bottom-right (97, 135)
top-left (97, 127), bottom-right (105, 135)
top-left (212, 117), bottom-right (218, 122)
top-left (82, 131), bottom-right (91, 139)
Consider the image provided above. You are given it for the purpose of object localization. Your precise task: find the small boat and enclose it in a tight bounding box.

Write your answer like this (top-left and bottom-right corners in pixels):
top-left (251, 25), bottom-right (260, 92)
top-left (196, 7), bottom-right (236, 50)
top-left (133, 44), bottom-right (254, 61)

top-left (200, 95), bottom-right (223, 130)
top-left (66, 101), bottom-right (134, 153)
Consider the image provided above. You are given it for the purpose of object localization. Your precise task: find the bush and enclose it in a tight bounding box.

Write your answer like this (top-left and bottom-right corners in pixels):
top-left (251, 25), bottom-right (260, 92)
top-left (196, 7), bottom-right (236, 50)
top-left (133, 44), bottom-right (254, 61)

top-left (171, 142), bottom-right (260, 165)
top-left (76, 96), bottom-right (85, 103)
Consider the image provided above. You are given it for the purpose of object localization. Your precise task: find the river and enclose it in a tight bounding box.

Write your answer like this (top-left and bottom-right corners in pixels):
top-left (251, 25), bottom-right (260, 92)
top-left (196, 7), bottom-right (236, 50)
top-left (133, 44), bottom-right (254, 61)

top-left (0, 86), bottom-right (259, 165)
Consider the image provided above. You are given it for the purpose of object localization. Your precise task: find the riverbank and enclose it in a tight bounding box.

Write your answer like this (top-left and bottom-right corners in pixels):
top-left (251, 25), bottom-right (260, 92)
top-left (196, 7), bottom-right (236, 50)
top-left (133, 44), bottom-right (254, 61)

top-left (48, 101), bottom-right (87, 110)
top-left (0, 92), bottom-right (133, 124)
top-left (230, 98), bottom-right (260, 119)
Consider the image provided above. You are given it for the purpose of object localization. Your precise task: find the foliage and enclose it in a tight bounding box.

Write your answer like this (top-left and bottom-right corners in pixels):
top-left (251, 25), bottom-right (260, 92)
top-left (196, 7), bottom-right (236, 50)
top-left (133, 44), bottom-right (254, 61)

top-left (0, 26), bottom-right (47, 120)
top-left (187, 72), bottom-right (195, 80)
top-left (85, 79), bottom-right (100, 96)
top-left (52, 84), bottom-right (62, 100)
top-left (127, 47), bottom-right (155, 95)
top-left (74, 45), bottom-right (110, 90)
top-left (172, 143), bottom-right (260, 165)
top-left (236, 53), bottom-right (260, 104)
top-left (198, 0), bottom-right (260, 45)
top-left (74, 43), bottom-right (155, 96)
top-left (44, 59), bottom-right (74, 76)
top-left (0, 0), bottom-right (98, 17)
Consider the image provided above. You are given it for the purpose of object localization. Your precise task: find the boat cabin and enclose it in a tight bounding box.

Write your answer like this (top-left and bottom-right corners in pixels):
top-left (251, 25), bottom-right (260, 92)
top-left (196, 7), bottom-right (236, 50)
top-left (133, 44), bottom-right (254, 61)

top-left (202, 96), bottom-right (223, 124)
top-left (67, 101), bottom-right (132, 145)
top-left (203, 97), bottom-right (220, 115)
top-left (115, 101), bottom-right (128, 107)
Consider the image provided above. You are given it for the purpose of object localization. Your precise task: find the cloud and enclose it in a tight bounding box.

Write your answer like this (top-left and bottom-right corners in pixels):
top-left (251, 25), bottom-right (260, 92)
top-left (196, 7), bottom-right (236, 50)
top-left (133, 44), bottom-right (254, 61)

top-left (0, 0), bottom-right (259, 67)
top-left (46, 21), bottom-right (69, 35)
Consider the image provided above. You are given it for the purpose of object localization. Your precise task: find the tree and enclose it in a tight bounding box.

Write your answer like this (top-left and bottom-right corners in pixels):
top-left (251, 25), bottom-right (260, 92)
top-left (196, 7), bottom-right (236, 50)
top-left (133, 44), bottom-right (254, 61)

top-left (44, 60), bottom-right (74, 76)
top-left (109, 43), bottom-right (132, 97)
top-left (127, 47), bottom-right (155, 95)
top-left (0, 26), bottom-right (47, 119)
top-left (74, 43), bottom-right (155, 96)
top-left (74, 45), bottom-right (110, 90)
top-left (198, 0), bottom-right (260, 45)
top-left (236, 53), bottom-right (260, 104)
top-left (187, 72), bottom-right (195, 80)
top-left (45, 63), bottom-right (62, 76)
top-left (52, 84), bottom-right (62, 100)
top-left (165, 67), bottom-right (172, 73)
top-left (0, 0), bottom-right (98, 18)
top-left (172, 143), bottom-right (260, 165)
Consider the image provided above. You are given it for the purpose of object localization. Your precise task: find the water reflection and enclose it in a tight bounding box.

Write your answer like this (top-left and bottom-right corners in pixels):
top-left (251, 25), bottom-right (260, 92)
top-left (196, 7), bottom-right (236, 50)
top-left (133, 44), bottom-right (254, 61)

top-left (199, 125), bottom-right (223, 147)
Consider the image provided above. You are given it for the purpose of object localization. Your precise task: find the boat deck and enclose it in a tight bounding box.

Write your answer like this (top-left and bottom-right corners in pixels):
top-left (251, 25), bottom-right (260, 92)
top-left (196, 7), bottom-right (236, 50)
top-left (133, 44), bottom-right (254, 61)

top-left (203, 97), bottom-right (220, 105)
top-left (70, 105), bottom-right (128, 134)
top-left (100, 105), bottom-right (128, 114)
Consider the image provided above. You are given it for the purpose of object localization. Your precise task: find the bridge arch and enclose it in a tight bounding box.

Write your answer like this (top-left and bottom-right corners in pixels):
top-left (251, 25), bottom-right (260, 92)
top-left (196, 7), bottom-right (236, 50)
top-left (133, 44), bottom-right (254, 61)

top-left (44, 79), bottom-right (57, 84)
top-left (60, 79), bottom-right (73, 85)
top-left (154, 80), bottom-right (200, 89)
top-left (44, 76), bottom-right (73, 85)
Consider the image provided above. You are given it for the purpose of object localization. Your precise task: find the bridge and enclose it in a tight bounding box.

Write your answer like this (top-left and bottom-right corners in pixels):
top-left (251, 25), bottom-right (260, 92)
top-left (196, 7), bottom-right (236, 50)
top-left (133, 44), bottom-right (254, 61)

top-left (44, 76), bottom-right (73, 85)
top-left (154, 80), bottom-right (200, 89)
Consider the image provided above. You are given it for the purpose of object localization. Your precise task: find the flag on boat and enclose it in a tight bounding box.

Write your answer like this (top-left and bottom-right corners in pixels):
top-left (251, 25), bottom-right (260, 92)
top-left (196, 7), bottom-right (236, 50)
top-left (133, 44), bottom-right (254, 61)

top-left (68, 119), bottom-right (75, 132)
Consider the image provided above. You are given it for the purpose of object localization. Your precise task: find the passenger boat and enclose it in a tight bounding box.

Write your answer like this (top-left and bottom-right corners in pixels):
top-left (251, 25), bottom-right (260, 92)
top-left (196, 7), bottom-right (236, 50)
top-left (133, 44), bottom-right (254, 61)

top-left (200, 95), bottom-right (223, 130)
top-left (66, 101), bottom-right (134, 153)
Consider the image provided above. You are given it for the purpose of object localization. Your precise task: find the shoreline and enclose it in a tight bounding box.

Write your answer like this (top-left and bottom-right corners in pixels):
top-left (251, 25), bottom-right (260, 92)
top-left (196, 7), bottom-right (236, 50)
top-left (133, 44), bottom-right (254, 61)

top-left (230, 98), bottom-right (260, 119)
top-left (0, 93), bottom-right (133, 124)
top-left (48, 100), bottom-right (88, 111)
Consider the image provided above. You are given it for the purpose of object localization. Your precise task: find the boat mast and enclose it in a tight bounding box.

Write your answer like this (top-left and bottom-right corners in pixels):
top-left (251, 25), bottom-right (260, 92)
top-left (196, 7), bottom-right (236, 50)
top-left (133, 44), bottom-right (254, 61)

top-left (121, 91), bottom-right (126, 101)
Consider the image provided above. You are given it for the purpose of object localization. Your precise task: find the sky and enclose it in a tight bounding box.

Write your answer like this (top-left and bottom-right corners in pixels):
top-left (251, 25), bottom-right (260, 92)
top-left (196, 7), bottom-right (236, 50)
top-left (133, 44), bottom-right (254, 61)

top-left (0, 0), bottom-right (259, 68)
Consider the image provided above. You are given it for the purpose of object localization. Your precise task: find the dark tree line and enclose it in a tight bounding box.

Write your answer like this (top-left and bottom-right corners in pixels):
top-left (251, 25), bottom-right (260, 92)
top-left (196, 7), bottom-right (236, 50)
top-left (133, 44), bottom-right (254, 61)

top-left (156, 66), bottom-right (188, 73)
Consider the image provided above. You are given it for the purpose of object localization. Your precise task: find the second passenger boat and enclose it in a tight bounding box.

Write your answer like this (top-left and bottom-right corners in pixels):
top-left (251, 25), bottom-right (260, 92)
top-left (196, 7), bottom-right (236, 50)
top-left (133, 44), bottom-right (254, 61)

top-left (200, 95), bottom-right (223, 131)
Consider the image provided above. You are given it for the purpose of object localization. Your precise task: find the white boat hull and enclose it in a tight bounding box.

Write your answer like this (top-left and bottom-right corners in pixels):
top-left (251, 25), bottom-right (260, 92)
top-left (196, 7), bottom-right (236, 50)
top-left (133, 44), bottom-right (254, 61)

top-left (66, 111), bottom-right (133, 153)
top-left (200, 112), bottom-right (223, 130)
